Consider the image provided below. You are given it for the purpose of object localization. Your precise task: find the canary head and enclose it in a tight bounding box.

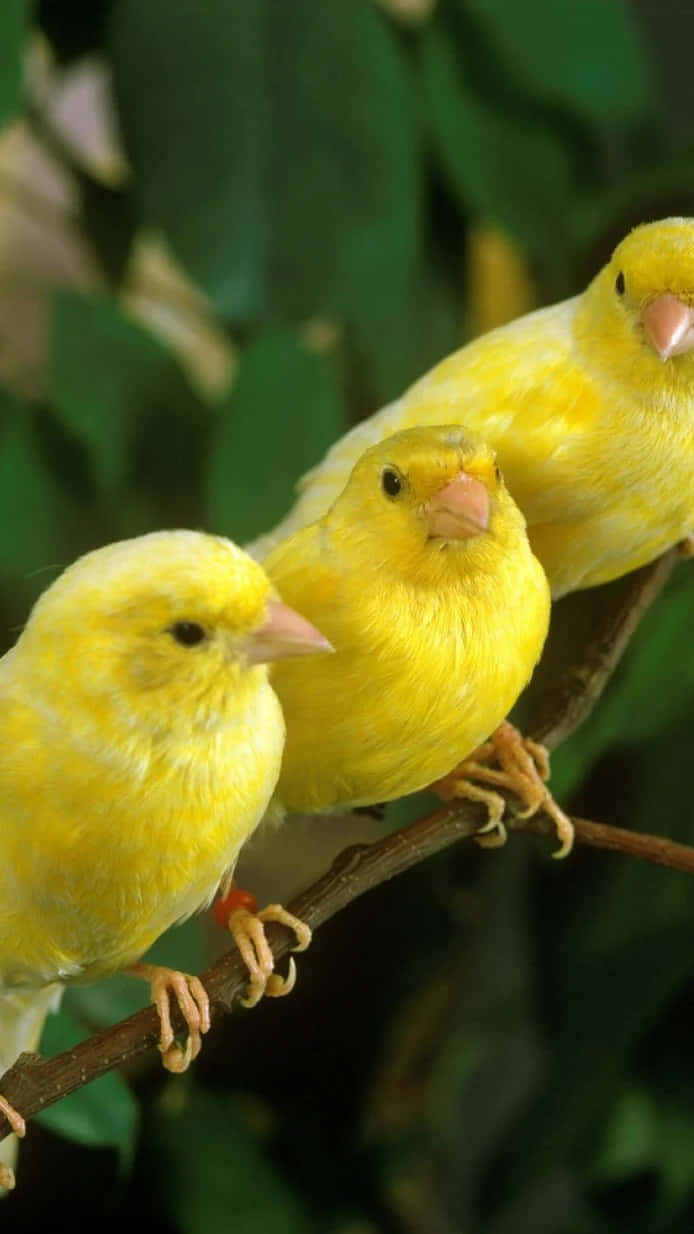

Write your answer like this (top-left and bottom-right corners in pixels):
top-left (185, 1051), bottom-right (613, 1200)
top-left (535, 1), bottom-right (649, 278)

top-left (326, 426), bottom-right (526, 576)
top-left (581, 217), bottom-right (694, 380)
top-left (19, 530), bottom-right (330, 710)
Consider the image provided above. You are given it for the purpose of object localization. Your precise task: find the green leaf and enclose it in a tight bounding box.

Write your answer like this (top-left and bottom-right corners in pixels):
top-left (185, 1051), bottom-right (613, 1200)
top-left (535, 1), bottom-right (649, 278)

top-left (110, 0), bottom-right (267, 320)
top-left (81, 180), bottom-right (138, 286)
top-left (206, 331), bottom-right (346, 543)
top-left (593, 1086), bottom-right (694, 1218)
top-left (37, 1002), bottom-right (137, 1157)
top-left (550, 572), bottom-right (694, 798)
top-left (0, 0), bottom-right (25, 132)
top-left (110, 0), bottom-right (419, 335)
top-left (460, 0), bottom-right (656, 131)
top-left (150, 1087), bottom-right (314, 1234)
top-left (49, 291), bottom-right (206, 497)
top-left (266, 0), bottom-right (420, 391)
top-left (421, 26), bottom-right (575, 272)
top-left (0, 411), bottom-right (74, 579)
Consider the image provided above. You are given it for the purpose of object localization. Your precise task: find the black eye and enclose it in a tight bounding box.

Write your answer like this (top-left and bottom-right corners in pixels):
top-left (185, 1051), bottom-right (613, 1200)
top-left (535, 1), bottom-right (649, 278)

top-left (494, 463), bottom-right (502, 483)
top-left (170, 621), bottom-right (206, 647)
top-left (381, 468), bottom-right (403, 498)
top-left (615, 271), bottom-right (625, 296)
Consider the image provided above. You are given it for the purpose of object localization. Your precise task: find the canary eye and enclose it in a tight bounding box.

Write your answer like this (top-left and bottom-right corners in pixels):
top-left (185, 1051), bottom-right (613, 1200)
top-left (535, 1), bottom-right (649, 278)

top-left (494, 463), bottom-right (502, 483)
top-left (170, 621), bottom-right (206, 646)
top-left (615, 271), bottom-right (625, 296)
top-left (381, 467), bottom-right (403, 499)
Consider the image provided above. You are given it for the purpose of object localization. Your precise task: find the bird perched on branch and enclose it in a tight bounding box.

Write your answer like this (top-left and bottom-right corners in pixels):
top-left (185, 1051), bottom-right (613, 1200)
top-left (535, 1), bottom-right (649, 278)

top-left (252, 217), bottom-right (694, 597)
top-left (263, 426), bottom-right (571, 857)
top-left (0, 530), bottom-right (330, 1189)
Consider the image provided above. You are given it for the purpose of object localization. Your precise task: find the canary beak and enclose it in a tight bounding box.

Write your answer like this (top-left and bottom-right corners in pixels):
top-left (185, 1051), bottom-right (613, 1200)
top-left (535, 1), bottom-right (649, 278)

top-left (425, 472), bottom-right (490, 540)
top-left (642, 292), bottom-right (694, 360)
top-left (244, 599), bottom-right (333, 664)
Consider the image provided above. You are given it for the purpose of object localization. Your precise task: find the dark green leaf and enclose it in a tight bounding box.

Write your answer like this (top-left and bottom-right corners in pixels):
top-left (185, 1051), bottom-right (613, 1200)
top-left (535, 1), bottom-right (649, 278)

top-left (110, 0), bottom-right (267, 320)
top-left (110, 0), bottom-right (419, 338)
top-left (150, 1087), bottom-right (314, 1234)
top-left (421, 26), bottom-right (575, 271)
top-left (551, 572), bottom-right (694, 798)
top-left (266, 0), bottom-right (420, 380)
top-left (80, 180), bottom-right (138, 286)
top-left (206, 331), bottom-right (346, 543)
top-left (460, 0), bottom-right (656, 131)
top-left (0, 413), bottom-right (74, 579)
top-left (0, 0), bottom-right (25, 132)
top-left (37, 0), bottom-right (114, 62)
top-left (49, 291), bottom-right (206, 498)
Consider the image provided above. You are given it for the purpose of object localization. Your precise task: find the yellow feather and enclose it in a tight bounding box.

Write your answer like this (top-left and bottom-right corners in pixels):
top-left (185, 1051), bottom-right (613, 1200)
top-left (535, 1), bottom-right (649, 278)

top-left (0, 530), bottom-right (286, 1101)
top-left (253, 217), bottom-right (694, 597)
top-left (265, 427), bottom-right (549, 814)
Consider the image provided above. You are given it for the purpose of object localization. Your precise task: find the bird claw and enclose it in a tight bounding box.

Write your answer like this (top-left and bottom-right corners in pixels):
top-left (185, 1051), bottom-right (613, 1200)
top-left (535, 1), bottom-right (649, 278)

top-left (0, 1163), bottom-right (15, 1191)
top-left (0, 1093), bottom-right (25, 1191)
top-left (432, 721), bottom-right (574, 858)
top-left (0, 1094), bottom-right (25, 1140)
top-left (227, 903), bottom-right (311, 1009)
top-left (128, 963), bottom-right (210, 1074)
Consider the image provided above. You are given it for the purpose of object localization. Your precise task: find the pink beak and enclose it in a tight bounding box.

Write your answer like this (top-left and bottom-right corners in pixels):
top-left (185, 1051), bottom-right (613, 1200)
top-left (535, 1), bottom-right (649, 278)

top-left (642, 292), bottom-right (694, 360)
top-left (244, 598), bottom-right (333, 664)
top-left (425, 471), bottom-right (490, 540)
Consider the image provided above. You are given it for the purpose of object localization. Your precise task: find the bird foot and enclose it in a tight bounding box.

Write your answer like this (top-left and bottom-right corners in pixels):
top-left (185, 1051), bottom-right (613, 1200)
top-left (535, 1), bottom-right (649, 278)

top-left (432, 720), bottom-right (574, 859)
top-left (0, 1093), bottom-right (24, 1191)
top-left (0, 1094), bottom-right (25, 1140)
top-left (128, 962), bottom-right (211, 1073)
top-left (215, 887), bottom-right (311, 1009)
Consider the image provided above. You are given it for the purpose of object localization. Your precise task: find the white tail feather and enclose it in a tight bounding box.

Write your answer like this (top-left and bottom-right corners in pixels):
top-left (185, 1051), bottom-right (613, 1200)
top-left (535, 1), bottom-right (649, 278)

top-left (0, 984), bottom-right (63, 1190)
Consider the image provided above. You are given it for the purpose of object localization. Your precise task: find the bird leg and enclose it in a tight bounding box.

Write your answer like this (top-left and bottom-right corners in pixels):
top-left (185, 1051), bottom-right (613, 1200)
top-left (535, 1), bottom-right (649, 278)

top-left (432, 720), bottom-right (574, 859)
top-left (214, 887), bottom-right (311, 1009)
top-left (127, 962), bottom-right (211, 1074)
top-left (0, 1094), bottom-right (24, 1190)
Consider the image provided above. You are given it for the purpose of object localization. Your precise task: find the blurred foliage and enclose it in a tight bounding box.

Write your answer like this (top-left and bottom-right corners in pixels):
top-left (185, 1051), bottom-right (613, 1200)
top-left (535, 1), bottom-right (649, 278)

top-left (1, 1), bottom-right (694, 1232)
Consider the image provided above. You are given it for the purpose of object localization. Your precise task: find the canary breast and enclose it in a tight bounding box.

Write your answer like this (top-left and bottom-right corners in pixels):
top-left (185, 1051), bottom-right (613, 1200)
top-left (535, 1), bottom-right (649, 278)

top-left (0, 669), bottom-right (284, 988)
top-left (271, 539), bottom-right (549, 814)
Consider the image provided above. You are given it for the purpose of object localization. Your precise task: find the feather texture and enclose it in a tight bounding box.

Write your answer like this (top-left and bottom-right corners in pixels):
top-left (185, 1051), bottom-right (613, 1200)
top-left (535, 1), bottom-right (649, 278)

top-left (253, 218), bottom-right (694, 597)
top-left (265, 427), bottom-right (550, 814)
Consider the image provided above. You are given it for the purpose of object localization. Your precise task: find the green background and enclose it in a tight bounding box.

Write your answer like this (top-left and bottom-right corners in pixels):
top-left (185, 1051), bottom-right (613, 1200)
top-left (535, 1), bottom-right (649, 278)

top-left (1, 2), bottom-right (694, 1231)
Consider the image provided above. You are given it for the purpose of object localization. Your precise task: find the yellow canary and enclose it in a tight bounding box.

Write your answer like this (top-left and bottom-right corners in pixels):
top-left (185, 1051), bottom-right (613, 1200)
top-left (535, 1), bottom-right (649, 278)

top-left (254, 218), bottom-right (694, 597)
top-left (0, 530), bottom-right (329, 1188)
top-left (264, 427), bottom-right (568, 853)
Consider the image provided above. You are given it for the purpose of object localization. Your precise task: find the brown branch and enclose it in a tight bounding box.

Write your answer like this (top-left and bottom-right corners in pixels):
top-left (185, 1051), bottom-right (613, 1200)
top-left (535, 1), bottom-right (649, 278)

top-left (0, 548), bottom-right (687, 1143)
top-left (531, 549), bottom-right (678, 750)
top-left (2, 795), bottom-right (694, 1142)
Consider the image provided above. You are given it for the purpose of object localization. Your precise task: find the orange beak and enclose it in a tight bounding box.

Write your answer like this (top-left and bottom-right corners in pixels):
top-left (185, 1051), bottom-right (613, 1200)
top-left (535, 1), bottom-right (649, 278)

top-left (642, 292), bottom-right (694, 360)
top-left (244, 598), bottom-right (333, 664)
top-left (425, 471), bottom-right (490, 540)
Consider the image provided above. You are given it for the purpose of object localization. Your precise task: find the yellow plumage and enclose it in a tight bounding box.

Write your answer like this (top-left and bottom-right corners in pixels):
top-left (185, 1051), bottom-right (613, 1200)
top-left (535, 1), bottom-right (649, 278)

top-left (0, 529), bottom-right (327, 1186)
top-left (265, 427), bottom-right (550, 815)
top-left (254, 218), bottom-right (694, 598)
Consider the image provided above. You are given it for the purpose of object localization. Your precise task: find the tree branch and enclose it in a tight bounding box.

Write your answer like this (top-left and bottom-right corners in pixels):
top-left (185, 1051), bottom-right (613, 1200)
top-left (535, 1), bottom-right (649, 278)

top-left (530, 549), bottom-right (678, 750)
top-left (0, 549), bottom-right (687, 1142)
top-left (2, 796), bottom-right (694, 1142)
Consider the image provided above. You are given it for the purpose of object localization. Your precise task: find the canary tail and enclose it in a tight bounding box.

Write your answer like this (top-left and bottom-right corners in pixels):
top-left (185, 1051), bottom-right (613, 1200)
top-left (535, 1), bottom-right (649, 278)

top-left (0, 984), bottom-right (62, 1192)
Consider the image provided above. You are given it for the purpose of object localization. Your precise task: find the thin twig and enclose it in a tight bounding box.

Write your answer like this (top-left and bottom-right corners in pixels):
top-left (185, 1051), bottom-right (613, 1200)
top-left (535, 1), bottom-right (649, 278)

top-left (2, 795), bottom-right (694, 1142)
top-left (532, 549), bottom-right (678, 750)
